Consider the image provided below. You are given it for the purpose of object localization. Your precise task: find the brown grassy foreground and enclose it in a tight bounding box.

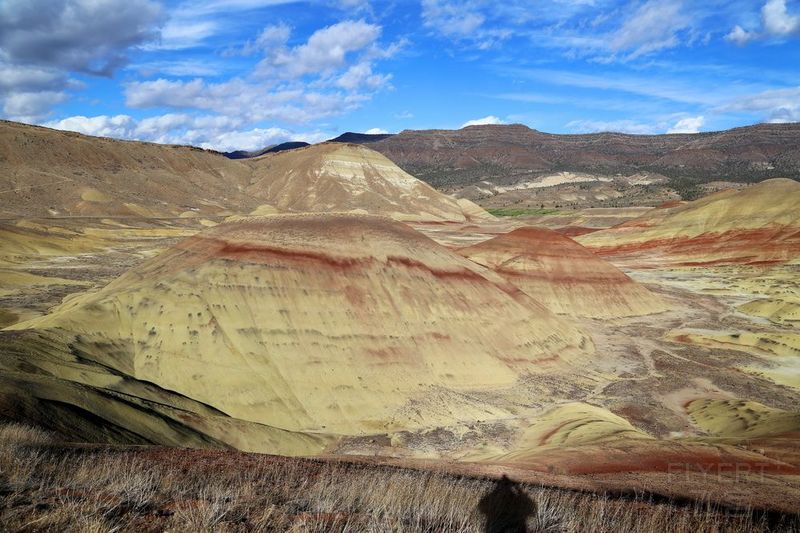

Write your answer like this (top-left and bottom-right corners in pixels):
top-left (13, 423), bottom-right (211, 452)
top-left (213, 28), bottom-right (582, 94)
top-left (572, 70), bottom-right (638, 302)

top-left (0, 423), bottom-right (798, 532)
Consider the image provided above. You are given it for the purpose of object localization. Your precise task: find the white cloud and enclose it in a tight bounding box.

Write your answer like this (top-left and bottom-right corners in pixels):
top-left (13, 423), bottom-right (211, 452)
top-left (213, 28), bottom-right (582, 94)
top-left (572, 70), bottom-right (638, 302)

top-left (421, 0), bottom-right (511, 48)
top-left (422, 0), bottom-right (485, 37)
top-left (762, 0), bottom-right (800, 35)
top-left (256, 20), bottom-right (382, 79)
top-left (336, 62), bottom-right (391, 91)
top-left (719, 86), bottom-right (800, 123)
top-left (125, 18), bottom-right (394, 128)
top-left (0, 0), bottom-right (163, 75)
top-left (364, 127), bottom-right (388, 134)
top-left (567, 119), bottom-right (657, 135)
top-left (609, 0), bottom-right (689, 59)
top-left (154, 20), bottom-right (218, 50)
top-left (125, 77), bottom-right (369, 124)
top-left (725, 25), bottom-right (758, 45)
top-left (0, 0), bottom-right (163, 120)
top-left (44, 113), bottom-right (330, 151)
top-left (2, 91), bottom-right (68, 123)
top-left (461, 115), bottom-right (504, 127)
top-left (667, 115), bottom-right (704, 133)
top-left (725, 0), bottom-right (800, 46)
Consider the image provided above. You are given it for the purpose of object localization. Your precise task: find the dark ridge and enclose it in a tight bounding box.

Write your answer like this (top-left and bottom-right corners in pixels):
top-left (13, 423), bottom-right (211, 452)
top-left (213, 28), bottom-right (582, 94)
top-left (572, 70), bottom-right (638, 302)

top-left (224, 141), bottom-right (311, 159)
top-left (328, 132), bottom-right (395, 144)
top-left (264, 141), bottom-right (310, 154)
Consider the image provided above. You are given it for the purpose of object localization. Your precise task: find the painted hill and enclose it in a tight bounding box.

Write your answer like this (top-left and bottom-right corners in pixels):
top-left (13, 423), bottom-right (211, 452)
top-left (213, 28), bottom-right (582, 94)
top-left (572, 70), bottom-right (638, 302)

top-left (242, 142), bottom-right (487, 222)
top-left (578, 178), bottom-right (800, 267)
top-left (459, 227), bottom-right (667, 318)
top-left (364, 123), bottom-right (800, 190)
top-left (1, 214), bottom-right (590, 451)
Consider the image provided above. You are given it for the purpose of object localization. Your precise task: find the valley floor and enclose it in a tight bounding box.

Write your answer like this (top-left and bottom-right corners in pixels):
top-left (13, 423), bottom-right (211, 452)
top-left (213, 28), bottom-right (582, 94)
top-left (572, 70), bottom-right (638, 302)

top-left (2, 212), bottom-right (800, 529)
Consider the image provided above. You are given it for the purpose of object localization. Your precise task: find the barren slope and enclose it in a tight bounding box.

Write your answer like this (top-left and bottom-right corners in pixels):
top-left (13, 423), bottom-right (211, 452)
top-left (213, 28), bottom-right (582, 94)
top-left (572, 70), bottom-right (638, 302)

top-left (0, 120), bottom-right (253, 218)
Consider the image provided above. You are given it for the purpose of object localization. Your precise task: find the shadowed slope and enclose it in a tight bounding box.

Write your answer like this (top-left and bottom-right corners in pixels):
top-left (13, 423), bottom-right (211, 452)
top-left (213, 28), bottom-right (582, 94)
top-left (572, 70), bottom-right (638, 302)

top-left (3, 214), bottom-right (590, 451)
top-left (460, 227), bottom-right (667, 318)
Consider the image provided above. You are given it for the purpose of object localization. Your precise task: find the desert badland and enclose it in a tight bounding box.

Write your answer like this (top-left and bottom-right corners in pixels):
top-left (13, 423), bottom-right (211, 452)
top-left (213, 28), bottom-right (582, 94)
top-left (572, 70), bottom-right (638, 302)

top-left (0, 116), bottom-right (799, 530)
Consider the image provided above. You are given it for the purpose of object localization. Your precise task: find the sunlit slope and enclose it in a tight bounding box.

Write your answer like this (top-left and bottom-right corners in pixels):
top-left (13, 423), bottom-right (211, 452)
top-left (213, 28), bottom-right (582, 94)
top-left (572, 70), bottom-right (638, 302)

top-left (739, 297), bottom-right (800, 327)
top-left (0, 120), bottom-right (254, 217)
top-left (244, 143), bottom-right (486, 222)
top-left (6, 214), bottom-right (590, 447)
top-left (688, 399), bottom-right (800, 439)
top-left (578, 179), bottom-right (800, 266)
top-left (459, 227), bottom-right (667, 318)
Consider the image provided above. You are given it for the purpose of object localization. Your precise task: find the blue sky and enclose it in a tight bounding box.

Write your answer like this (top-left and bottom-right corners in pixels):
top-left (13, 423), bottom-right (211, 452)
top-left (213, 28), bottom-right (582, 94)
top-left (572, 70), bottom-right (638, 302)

top-left (1, 0), bottom-right (799, 151)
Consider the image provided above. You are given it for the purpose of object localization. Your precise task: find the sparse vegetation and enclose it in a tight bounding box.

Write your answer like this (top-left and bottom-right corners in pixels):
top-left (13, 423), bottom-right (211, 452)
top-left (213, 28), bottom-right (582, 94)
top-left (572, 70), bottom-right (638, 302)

top-left (0, 422), bottom-right (796, 532)
top-left (487, 208), bottom-right (561, 217)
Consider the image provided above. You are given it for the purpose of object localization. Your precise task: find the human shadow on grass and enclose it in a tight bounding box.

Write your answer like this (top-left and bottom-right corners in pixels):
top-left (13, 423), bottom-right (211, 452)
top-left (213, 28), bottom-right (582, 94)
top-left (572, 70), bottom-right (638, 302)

top-left (477, 475), bottom-right (536, 533)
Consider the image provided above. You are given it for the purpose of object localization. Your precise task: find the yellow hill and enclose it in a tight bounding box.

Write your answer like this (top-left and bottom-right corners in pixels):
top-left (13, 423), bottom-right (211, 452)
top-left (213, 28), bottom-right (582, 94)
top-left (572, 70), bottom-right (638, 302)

top-left (578, 179), bottom-right (800, 266)
top-left (739, 297), bottom-right (800, 327)
top-left (3, 214), bottom-right (591, 451)
top-left (244, 143), bottom-right (483, 222)
top-left (688, 399), bottom-right (800, 439)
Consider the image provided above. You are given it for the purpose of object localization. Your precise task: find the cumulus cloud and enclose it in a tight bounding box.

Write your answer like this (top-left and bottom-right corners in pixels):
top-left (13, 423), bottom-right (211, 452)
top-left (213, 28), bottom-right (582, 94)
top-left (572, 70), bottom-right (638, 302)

top-left (725, 0), bottom-right (800, 46)
top-left (256, 20), bottom-right (382, 79)
top-left (0, 0), bottom-right (163, 75)
top-left (125, 78), bottom-right (369, 124)
top-left (762, 0), bottom-right (800, 35)
top-left (336, 63), bottom-right (392, 91)
top-left (667, 115), bottom-right (704, 133)
top-left (364, 127), bottom-right (389, 134)
top-left (126, 19), bottom-right (395, 126)
top-left (44, 113), bottom-right (331, 151)
top-left (0, 0), bottom-right (163, 120)
top-left (461, 115), bottom-right (504, 127)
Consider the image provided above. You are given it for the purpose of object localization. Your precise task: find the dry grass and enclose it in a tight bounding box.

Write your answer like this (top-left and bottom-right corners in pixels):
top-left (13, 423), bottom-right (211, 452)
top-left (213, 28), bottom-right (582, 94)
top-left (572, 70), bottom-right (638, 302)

top-left (0, 422), bottom-right (797, 532)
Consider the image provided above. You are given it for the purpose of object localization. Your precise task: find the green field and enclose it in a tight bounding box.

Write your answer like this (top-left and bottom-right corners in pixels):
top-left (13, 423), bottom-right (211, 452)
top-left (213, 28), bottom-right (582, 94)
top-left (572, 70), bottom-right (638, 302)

top-left (486, 207), bottom-right (561, 217)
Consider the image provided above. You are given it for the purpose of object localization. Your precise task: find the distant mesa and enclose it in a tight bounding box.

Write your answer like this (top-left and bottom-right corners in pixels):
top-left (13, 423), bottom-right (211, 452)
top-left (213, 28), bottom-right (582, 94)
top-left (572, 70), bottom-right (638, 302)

top-left (578, 178), bottom-right (800, 267)
top-left (2, 214), bottom-right (591, 452)
top-left (360, 122), bottom-right (800, 191)
top-left (328, 131), bottom-right (395, 144)
top-left (224, 141), bottom-right (310, 159)
top-left (460, 227), bottom-right (667, 318)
